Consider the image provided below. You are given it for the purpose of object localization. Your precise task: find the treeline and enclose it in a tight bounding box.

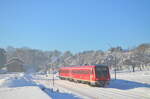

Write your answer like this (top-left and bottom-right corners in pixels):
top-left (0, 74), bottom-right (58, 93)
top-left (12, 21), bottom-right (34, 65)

top-left (0, 43), bottom-right (150, 72)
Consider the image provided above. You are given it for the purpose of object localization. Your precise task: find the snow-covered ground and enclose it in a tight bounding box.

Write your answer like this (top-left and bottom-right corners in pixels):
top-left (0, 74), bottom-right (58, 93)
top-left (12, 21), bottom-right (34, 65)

top-left (0, 73), bottom-right (80, 99)
top-left (0, 73), bottom-right (51, 99)
top-left (0, 86), bottom-right (50, 99)
top-left (33, 70), bottom-right (150, 99)
top-left (0, 70), bottom-right (150, 99)
top-left (110, 70), bottom-right (150, 90)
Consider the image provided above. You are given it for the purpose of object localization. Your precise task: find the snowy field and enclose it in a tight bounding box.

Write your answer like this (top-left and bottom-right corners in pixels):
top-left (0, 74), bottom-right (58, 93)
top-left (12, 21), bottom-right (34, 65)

top-left (0, 70), bottom-right (150, 99)
top-left (0, 73), bottom-right (81, 99)
top-left (0, 73), bottom-right (50, 99)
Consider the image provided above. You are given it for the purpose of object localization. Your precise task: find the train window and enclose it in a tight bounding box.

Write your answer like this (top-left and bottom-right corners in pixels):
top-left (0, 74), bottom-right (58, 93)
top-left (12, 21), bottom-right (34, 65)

top-left (72, 70), bottom-right (78, 74)
top-left (95, 67), bottom-right (108, 78)
top-left (83, 70), bottom-right (89, 74)
top-left (82, 70), bottom-right (85, 74)
top-left (61, 69), bottom-right (69, 73)
top-left (81, 70), bottom-right (84, 74)
top-left (72, 69), bottom-right (90, 74)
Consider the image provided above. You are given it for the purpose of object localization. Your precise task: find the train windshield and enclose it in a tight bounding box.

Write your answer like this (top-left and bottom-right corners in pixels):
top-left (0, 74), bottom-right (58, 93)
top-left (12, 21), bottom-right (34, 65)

top-left (95, 66), bottom-right (108, 78)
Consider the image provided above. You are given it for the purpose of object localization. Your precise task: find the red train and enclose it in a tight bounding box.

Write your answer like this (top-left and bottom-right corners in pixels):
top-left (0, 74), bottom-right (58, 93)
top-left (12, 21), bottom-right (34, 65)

top-left (59, 64), bottom-right (110, 87)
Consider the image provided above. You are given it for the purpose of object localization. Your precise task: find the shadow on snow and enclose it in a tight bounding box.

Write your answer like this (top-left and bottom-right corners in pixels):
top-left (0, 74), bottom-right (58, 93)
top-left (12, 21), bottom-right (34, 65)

top-left (109, 79), bottom-right (150, 90)
top-left (42, 87), bottom-right (80, 99)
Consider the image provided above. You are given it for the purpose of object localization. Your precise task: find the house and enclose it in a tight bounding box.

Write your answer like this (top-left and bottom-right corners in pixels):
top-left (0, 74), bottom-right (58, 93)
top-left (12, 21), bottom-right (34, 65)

top-left (0, 48), bottom-right (7, 69)
top-left (6, 58), bottom-right (24, 72)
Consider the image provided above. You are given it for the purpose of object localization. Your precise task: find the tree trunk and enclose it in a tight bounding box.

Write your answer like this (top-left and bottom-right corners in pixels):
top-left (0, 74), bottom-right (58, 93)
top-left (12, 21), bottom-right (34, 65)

top-left (132, 65), bottom-right (135, 72)
top-left (139, 64), bottom-right (142, 71)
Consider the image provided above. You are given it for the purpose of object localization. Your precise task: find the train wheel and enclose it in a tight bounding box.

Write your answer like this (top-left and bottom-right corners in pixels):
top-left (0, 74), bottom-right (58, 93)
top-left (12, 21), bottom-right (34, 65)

top-left (77, 80), bottom-right (81, 83)
top-left (59, 77), bottom-right (63, 80)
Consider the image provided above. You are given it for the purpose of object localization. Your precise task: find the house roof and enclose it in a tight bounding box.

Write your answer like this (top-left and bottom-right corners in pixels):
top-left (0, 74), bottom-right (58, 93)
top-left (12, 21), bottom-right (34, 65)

top-left (5, 57), bottom-right (24, 66)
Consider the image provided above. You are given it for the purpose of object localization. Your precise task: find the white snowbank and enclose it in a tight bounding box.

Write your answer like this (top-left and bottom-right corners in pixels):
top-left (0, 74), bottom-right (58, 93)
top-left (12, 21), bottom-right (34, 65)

top-left (0, 73), bottom-right (80, 99)
top-left (0, 73), bottom-right (52, 99)
top-left (0, 86), bottom-right (51, 99)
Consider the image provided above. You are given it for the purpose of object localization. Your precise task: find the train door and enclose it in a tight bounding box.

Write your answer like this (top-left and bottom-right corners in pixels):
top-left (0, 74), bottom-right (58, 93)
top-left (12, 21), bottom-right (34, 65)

top-left (90, 68), bottom-right (95, 83)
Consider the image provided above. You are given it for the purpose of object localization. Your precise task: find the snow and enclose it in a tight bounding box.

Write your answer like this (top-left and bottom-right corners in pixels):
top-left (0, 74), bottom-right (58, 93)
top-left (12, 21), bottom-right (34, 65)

top-left (35, 70), bottom-right (150, 99)
top-left (0, 70), bottom-right (150, 99)
top-left (114, 70), bottom-right (150, 82)
top-left (109, 79), bottom-right (150, 90)
top-left (32, 74), bottom-right (82, 99)
top-left (0, 86), bottom-right (50, 99)
top-left (43, 87), bottom-right (80, 99)
top-left (110, 70), bottom-right (150, 90)
top-left (0, 73), bottom-right (81, 99)
top-left (0, 74), bottom-right (36, 88)
top-left (0, 73), bottom-right (51, 99)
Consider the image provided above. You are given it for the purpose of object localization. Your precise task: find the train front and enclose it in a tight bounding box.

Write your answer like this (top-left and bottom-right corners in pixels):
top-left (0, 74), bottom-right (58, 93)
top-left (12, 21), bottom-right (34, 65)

top-left (94, 65), bottom-right (110, 87)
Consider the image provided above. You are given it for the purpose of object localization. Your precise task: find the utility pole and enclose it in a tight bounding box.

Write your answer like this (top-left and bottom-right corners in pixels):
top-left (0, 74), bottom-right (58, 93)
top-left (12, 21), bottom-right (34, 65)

top-left (114, 56), bottom-right (117, 80)
top-left (51, 64), bottom-right (54, 87)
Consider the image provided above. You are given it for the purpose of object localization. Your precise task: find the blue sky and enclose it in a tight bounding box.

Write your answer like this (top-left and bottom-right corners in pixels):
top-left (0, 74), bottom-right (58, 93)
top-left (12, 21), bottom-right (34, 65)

top-left (0, 0), bottom-right (150, 52)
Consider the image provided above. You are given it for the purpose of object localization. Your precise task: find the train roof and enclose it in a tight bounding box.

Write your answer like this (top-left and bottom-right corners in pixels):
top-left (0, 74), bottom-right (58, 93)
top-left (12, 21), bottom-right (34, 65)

top-left (60, 64), bottom-right (108, 69)
top-left (93, 64), bottom-right (108, 67)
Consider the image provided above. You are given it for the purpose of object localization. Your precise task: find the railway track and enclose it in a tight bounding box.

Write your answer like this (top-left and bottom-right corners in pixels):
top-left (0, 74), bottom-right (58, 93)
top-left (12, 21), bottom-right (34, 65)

top-left (33, 75), bottom-right (150, 99)
top-left (55, 80), bottom-right (149, 99)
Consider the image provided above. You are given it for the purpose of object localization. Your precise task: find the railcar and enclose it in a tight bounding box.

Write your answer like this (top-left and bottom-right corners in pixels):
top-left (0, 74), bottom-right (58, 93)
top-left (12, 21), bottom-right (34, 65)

top-left (59, 64), bottom-right (110, 87)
